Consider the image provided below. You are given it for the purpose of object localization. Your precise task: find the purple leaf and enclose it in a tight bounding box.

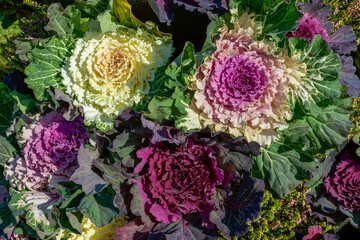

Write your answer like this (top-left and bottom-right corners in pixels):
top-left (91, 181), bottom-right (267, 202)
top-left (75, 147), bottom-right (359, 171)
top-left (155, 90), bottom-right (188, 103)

top-left (148, 0), bottom-right (228, 25)
top-left (70, 145), bottom-right (107, 195)
top-left (220, 172), bottom-right (264, 237)
top-left (339, 56), bottom-right (360, 98)
top-left (115, 217), bottom-right (154, 240)
top-left (329, 26), bottom-right (358, 55)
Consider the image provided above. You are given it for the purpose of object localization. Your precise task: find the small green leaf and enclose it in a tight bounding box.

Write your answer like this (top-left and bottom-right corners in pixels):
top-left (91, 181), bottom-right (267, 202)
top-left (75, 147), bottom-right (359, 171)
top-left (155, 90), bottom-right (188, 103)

top-left (261, 0), bottom-right (302, 41)
top-left (24, 36), bottom-right (74, 100)
top-left (113, 0), bottom-right (139, 28)
top-left (45, 3), bottom-right (89, 37)
top-left (0, 136), bottom-right (15, 166)
top-left (75, 0), bottom-right (110, 18)
top-left (146, 96), bottom-right (174, 121)
top-left (74, 186), bottom-right (119, 228)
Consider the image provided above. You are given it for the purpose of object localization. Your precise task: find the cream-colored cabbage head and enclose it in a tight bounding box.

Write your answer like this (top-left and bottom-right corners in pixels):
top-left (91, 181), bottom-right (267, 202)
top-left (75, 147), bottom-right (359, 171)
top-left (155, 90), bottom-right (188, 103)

top-left (61, 27), bottom-right (172, 131)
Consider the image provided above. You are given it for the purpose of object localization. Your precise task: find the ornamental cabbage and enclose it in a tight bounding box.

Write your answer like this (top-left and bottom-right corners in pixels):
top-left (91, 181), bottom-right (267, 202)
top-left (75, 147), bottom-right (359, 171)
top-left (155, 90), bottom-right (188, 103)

top-left (191, 13), bottom-right (305, 145)
top-left (324, 158), bottom-right (360, 211)
top-left (6, 110), bottom-right (89, 191)
top-left (61, 23), bottom-right (172, 131)
top-left (135, 139), bottom-right (224, 224)
top-left (107, 109), bottom-right (264, 238)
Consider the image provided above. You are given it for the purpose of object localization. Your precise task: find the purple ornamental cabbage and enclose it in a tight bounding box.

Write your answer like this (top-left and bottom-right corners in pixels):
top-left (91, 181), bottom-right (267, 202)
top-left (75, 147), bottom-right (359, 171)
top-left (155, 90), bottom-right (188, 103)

top-left (6, 110), bottom-right (89, 190)
top-left (289, 0), bottom-right (360, 97)
top-left (324, 158), bottom-right (360, 211)
top-left (135, 139), bottom-right (224, 224)
top-left (148, 0), bottom-right (228, 25)
top-left (113, 109), bottom-right (264, 238)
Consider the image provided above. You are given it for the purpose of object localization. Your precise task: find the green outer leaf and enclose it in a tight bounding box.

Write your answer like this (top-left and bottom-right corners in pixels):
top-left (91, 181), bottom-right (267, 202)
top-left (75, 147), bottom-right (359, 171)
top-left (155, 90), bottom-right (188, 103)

top-left (261, 0), bottom-right (302, 41)
top-left (74, 0), bottom-right (110, 18)
top-left (0, 202), bottom-right (17, 238)
top-left (145, 43), bottom-right (196, 127)
top-left (289, 36), bottom-right (342, 116)
top-left (113, 0), bottom-right (139, 28)
top-left (230, 0), bottom-right (271, 14)
top-left (59, 189), bottom-right (85, 234)
top-left (0, 136), bottom-right (15, 166)
top-left (0, 83), bottom-right (13, 133)
top-left (202, 14), bottom-right (225, 53)
top-left (304, 94), bottom-right (353, 154)
top-left (72, 186), bottom-right (119, 228)
top-left (230, 0), bottom-right (302, 41)
top-left (24, 36), bottom-right (74, 100)
top-left (45, 3), bottom-right (89, 38)
top-left (252, 120), bottom-right (316, 197)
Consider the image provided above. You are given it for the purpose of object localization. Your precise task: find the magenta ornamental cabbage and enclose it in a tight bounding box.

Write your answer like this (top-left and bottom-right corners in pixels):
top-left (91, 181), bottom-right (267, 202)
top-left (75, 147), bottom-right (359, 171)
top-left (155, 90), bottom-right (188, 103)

top-left (110, 109), bottom-right (264, 238)
top-left (7, 110), bottom-right (89, 191)
top-left (135, 139), bottom-right (223, 223)
top-left (285, 12), bottom-right (330, 42)
top-left (324, 159), bottom-right (360, 211)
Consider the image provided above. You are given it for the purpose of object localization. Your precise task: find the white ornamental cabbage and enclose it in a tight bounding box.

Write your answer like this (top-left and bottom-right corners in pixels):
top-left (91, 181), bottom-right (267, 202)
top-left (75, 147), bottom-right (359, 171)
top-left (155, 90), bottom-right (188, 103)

top-left (61, 27), bottom-right (172, 131)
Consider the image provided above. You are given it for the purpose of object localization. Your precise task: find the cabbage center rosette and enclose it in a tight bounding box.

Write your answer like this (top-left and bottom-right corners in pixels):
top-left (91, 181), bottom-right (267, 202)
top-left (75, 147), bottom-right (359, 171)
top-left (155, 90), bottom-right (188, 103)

top-left (6, 110), bottom-right (89, 191)
top-left (135, 139), bottom-right (224, 223)
top-left (191, 13), bottom-right (305, 145)
top-left (61, 27), bottom-right (172, 131)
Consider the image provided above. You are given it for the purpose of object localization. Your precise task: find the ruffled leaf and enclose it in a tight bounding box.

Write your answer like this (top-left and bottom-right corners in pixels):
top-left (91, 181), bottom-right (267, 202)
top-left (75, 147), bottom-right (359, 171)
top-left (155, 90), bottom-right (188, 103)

top-left (329, 26), bottom-right (358, 55)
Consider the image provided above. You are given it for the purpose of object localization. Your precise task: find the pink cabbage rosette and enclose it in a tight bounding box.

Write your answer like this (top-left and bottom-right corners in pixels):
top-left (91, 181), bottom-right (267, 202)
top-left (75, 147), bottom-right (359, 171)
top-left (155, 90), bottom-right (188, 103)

top-left (6, 110), bottom-right (90, 191)
top-left (191, 13), bottom-right (304, 145)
